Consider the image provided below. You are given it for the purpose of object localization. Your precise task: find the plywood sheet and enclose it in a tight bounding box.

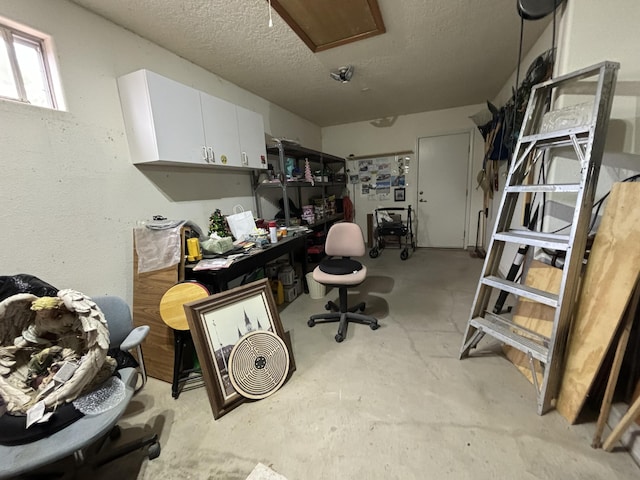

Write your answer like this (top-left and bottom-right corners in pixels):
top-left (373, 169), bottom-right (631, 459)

top-left (133, 262), bottom-right (178, 383)
top-left (132, 231), bottom-right (184, 383)
top-left (504, 260), bottom-right (562, 384)
top-left (557, 183), bottom-right (640, 424)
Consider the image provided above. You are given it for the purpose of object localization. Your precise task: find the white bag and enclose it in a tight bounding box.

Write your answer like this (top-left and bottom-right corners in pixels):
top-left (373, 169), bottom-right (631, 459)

top-left (226, 210), bottom-right (256, 241)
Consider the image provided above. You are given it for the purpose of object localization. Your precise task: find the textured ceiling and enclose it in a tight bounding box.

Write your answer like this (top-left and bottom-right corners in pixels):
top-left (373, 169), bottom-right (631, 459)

top-left (69, 0), bottom-right (552, 127)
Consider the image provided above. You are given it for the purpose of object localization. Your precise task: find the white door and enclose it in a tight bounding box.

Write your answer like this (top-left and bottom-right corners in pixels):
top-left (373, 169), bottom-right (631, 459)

top-left (417, 132), bottom-right (470, 248)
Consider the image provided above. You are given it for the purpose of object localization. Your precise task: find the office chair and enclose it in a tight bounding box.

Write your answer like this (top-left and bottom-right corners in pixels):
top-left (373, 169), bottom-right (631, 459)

top-left (93, 295), bottom-right (150, 393)
top-left (307, 222), bottom-right (378, 342)
top-left (0, 295), bottom-right (159, 479)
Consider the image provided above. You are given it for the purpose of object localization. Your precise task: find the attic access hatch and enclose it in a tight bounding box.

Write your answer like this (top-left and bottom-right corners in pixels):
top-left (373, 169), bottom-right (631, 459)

top-left (270, 0), bottom-right (386, 52)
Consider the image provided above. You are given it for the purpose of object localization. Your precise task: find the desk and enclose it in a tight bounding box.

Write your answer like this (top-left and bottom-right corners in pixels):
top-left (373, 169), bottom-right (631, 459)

top-left (168, 234), bottom-right (307, 398)
top-left (133, 232), bottom-right (308, 391)
top-left (186, 233), bottom-right (309, 293)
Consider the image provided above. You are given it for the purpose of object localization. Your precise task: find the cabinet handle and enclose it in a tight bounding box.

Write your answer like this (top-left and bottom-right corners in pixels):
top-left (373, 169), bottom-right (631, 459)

top-left (202, 146), bottom-right (208, 162)
top-left (208, 147), bottom-right (215, 163)
top-left (241, 152), bottom-right (248, 166)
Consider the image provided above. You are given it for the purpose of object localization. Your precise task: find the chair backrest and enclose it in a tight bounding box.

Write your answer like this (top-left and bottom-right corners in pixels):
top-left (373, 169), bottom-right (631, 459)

top-left (92, 296), bottom-right (133, 349)
top-left (325, 222), bottom-right (365, 257)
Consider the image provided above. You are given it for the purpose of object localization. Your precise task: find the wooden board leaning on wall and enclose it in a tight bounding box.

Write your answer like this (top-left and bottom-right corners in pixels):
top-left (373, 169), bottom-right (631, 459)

top-left (504, 182), bottom-right (640, 423)
top-left (556, 182), bottom-right (640, 423)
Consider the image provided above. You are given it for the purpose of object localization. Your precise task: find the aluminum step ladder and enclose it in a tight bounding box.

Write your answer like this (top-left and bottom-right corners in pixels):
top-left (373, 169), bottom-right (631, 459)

top-left (459, 61), bottom-right (619, 415)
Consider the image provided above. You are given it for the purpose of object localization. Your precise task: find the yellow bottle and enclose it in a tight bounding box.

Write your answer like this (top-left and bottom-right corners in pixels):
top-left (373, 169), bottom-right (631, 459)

top-left (187, 237), bottom-right (202, 261)
top-left (270, 279), bottom-right (284, 305)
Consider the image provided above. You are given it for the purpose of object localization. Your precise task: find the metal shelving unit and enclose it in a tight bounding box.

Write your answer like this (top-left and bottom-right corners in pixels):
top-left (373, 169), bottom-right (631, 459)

top-left (254, 139), bottom-right (347, 229)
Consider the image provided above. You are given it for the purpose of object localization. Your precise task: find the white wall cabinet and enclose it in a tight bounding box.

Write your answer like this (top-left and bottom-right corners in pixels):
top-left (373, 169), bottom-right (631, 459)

top-left (118, 69), bottom-right (208, 165)
top-left (117, 69), bottom-right (266, 169)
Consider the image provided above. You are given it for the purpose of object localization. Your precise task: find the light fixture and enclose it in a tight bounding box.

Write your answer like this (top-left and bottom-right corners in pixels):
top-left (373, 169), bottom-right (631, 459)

top-left (330, 65), bottom-right (354, 83)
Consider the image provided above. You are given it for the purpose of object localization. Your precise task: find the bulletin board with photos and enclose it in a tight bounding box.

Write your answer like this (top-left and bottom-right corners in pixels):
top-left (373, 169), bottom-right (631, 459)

top-left (348, 154), bottom-right (410, 201)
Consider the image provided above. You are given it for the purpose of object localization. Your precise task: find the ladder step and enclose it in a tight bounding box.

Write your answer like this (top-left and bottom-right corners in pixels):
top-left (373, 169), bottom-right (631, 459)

top-left (470, 314), bottom-right (549, 363)
top-left (493, 230), bottom-right (570, 250)
top-left (482, 275), bottom-right (559, 307)
top-left (505, 183), bottom-right (581, 193)
top-left (520, 125), bottom-right (591, 148)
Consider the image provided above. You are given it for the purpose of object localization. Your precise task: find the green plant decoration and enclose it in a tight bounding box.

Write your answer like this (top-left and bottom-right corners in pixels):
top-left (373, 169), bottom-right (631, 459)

top-left (209, 209), bottom-right (229, 237)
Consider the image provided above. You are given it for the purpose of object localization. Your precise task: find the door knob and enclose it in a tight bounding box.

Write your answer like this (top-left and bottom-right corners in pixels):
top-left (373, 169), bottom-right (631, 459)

top-left (419, 191), bottom-right (424, 195)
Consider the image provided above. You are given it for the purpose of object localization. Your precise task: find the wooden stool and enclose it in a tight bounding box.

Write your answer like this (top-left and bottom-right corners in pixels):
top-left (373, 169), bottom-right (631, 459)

top-left (159, 282), bottom-right (210, 398)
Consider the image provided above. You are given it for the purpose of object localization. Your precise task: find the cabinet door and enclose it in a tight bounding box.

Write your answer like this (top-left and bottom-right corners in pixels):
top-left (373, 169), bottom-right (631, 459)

top-left (201, 93), bottom-right (241, 167)
top-left (236, 105), bottom-right (267, 169)
top-left (147, 73), bottom-right (206, 164)
top-left (119, 70), bottom-right (207, 164)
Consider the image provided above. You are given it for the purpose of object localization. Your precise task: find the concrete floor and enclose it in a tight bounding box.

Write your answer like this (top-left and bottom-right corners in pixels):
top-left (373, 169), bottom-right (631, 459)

top-left (101, 248), bottom-right (638, 479)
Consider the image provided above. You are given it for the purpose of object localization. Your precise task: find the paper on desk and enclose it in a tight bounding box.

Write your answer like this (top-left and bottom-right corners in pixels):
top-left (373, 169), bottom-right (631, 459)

top-left (192, 258), bottom-right (234, 271)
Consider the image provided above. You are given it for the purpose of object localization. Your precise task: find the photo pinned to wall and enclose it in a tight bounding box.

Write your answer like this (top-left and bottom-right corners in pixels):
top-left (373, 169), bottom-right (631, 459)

top-left (375, 157), bottom-right (391, 196)
top-left (391, 175), bottom-right (406, 187)
top-left (358, 160), bottom-right (372, 177)
top-left (377, 161), bottom-right (390, 176)
top-left (184, 279), bottom-right (295, 420)
top-left (376, 180), bottom-right (391, 195)
top-left (358, 160), bottom-right (373, 194)
top-left (394, 187), bottom-right (406, 202)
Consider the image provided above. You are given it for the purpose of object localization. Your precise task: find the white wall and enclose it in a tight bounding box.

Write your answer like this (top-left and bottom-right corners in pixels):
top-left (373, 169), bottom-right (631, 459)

top-left (487, 1), bottom-right (640, 274)
top-left (0, 0), bottom-right (321, 301)
top-left (495, 1), bottom-right (640, 158)
top-left (547, 0), bottom-right (640, 220)
top-left (556, 0), bottom-right (640, 173)
top-left (321, 106), bottom-right (486, 248)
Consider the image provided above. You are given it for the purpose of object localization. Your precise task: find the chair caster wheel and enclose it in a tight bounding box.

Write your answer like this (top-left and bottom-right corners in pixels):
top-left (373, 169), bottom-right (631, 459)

top-left (308, 319), bottom-right (316, 327)
top-left (401, 249), bottom-right (409, 260)
top-left (148, 442), bottom-right (161, 460)
top-left (359, 303), bottom-right (366, 312)
top-left (370, 323), bottom-right (379, 330)
top-left (325, 303), bottom-right (332, 311)
top-left (335, 334), bottom-right (344, 342)
top-left (369, 248), bottom-right (379, 258)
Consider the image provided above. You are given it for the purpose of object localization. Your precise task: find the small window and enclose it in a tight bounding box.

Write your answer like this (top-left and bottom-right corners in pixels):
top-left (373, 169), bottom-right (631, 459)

top-left (0, 21), bottom-right (58, 109)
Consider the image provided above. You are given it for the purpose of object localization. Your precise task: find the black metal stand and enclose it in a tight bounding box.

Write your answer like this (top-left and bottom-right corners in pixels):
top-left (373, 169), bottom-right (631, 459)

top-left (171, 330), bottom-right (203, 399)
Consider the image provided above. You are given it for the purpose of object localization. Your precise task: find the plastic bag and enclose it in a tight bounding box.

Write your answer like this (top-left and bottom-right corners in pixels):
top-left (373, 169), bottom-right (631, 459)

top-left (201, 236), bottom-right (234, 254)
top-left (226, 210), bottom-right (256, 241)
top-left (134, 224), bottom-right (183, 273)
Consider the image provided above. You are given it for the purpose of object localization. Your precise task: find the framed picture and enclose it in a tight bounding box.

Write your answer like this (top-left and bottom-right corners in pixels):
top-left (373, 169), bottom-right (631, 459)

top-left (394, 187), bottom-right (406, 202)
top-left (184, 278), bottom-right (295, 419)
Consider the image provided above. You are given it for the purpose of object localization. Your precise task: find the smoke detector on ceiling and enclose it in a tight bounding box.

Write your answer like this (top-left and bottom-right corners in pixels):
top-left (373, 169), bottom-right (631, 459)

top-left (330, 65), bottom-right (354, 83)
